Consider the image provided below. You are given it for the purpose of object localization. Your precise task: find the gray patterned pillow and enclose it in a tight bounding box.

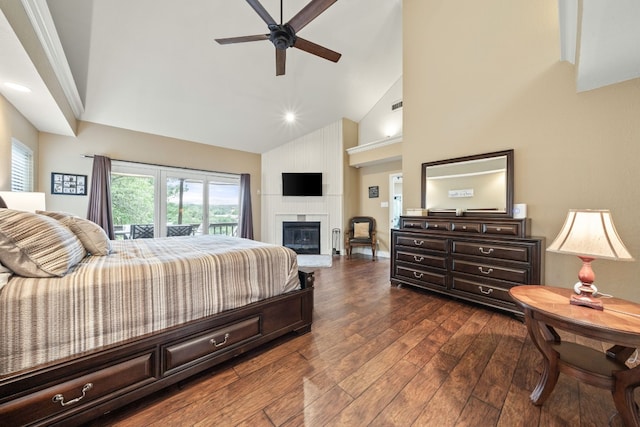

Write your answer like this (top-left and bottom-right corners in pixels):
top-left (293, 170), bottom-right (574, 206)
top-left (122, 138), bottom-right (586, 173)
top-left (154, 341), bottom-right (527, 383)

top-left (0, 209), bottom-right (86, 277)
top-left (38, 211), bottom-right (112, 256)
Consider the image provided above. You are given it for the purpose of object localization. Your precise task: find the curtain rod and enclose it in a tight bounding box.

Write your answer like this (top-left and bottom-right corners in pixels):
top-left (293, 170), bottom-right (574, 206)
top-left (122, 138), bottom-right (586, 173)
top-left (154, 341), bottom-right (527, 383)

top-left (82, 155), bottom-right (242, 177)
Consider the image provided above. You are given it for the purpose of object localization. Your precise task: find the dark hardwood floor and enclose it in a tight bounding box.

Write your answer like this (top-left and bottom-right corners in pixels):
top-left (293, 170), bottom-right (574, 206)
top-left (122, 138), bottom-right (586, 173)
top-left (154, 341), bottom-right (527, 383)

top-left (88, 255), bottom-right (636, 426)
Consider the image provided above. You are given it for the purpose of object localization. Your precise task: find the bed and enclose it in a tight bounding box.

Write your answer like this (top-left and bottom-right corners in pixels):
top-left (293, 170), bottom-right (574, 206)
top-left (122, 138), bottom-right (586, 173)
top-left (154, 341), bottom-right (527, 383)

top-left (0, 209), bottom-right (314, 426)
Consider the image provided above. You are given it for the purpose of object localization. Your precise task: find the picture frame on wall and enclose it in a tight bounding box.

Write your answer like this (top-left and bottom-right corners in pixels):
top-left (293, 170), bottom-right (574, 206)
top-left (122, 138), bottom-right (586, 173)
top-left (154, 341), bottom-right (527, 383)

top-left (51, 172), bottom-right (88, 196)
top-left (368, 185), bottom-right (379, 198)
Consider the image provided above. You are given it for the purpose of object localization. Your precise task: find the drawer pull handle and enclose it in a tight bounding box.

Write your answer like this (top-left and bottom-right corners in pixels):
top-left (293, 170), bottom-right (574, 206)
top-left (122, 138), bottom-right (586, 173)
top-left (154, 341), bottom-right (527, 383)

top-left (413, 255), bottom-right (424, 262)
top-left (413, 240), bottom-right (424, 246)
top-left (413, 272), bottom-right (424, 279)
top-left (496, 227), bottom-right (502, 231)
top-left (478, 247), bottom-right (494, 255)
top-left (478, 286), bottom-right (493, 295)
top-left (478, 267), bottom-right (494, 275)
top-left (52, 383), bottom-right (93, 407)
top-left (462, 226), bottom-right (467, 230)
top-left (210, 333), bottom-right (230, 348)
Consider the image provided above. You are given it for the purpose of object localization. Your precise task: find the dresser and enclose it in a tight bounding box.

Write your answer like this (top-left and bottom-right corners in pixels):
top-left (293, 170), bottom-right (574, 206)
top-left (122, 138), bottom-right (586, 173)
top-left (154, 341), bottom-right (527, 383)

top-left (391, 216), bottom-right (544, 314)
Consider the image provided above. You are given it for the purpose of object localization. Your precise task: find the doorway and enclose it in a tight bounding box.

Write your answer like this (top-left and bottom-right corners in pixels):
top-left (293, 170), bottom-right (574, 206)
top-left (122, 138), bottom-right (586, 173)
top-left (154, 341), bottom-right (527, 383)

top-left (389, 173), bottom-right (403, 232)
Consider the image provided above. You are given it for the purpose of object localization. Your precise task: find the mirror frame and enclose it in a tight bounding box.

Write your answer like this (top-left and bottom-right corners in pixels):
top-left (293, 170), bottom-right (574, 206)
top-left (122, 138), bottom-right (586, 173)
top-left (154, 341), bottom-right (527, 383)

top-left (421, 149), bottom-right (514, 217)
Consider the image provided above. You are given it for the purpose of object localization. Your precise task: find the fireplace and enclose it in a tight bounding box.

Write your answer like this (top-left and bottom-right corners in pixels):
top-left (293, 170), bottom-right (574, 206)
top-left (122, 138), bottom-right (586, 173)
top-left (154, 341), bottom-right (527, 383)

top-left (282, 221), bottom-right (320, 254)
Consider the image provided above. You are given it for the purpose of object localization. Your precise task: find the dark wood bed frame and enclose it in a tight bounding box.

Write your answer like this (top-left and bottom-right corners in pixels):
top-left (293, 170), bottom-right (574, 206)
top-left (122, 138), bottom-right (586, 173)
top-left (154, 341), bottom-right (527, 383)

top-left (0, 269), bottom-right (314, 426)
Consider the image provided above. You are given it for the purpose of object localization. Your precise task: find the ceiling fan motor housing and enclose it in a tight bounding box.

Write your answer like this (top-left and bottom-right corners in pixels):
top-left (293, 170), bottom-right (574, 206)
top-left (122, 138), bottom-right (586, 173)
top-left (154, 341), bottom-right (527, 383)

top-left (269, 24), bottom-right (296, 50)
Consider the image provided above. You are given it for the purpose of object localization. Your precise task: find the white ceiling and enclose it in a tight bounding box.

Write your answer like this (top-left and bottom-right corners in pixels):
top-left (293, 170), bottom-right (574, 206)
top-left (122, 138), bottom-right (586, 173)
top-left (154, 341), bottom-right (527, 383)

top-left (47, 0), bottom-right (404, 153)
top-left (0, 0), bottom-right (403, 153)
top-left (1, 1), bottom-right (639, 155)
top-left (559, 0), bottom-right (640, 93)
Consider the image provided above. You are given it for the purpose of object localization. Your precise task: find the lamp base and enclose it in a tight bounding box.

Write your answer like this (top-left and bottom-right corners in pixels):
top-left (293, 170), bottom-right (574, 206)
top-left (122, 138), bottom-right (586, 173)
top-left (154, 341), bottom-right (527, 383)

top-left (570, 292), bottom-right (603, 310)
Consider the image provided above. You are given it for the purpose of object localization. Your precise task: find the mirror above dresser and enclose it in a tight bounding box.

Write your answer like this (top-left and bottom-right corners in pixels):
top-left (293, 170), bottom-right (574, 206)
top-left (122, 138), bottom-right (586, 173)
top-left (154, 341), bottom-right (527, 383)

top-left (421, 149), bottom-right (514, 217)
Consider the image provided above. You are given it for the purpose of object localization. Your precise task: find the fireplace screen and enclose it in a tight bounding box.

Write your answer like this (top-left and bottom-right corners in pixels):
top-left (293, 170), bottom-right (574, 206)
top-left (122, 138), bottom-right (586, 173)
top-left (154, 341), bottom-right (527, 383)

top-left (282, 221), bottom-right (320, 254)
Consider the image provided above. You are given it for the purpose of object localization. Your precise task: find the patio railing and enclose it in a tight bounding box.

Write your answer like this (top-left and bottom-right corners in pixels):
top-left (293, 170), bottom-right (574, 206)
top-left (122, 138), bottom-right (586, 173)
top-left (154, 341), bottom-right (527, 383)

top-left (114, 222), bottom-right (238, 239)
top-left (208, 222), bottom-right (238, 236)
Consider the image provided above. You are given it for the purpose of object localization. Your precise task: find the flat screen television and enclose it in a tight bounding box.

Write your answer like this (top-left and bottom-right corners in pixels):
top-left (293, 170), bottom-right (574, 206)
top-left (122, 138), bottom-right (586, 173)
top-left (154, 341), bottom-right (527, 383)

top-left (282, 172), bottom-right (323, 196)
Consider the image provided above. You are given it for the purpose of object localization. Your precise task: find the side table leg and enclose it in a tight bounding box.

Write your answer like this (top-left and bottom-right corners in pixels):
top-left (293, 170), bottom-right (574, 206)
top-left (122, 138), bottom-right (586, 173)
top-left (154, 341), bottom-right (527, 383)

top-left (613, 365), bottom-right (640, 427)
top-left (525, 315), bottom-right (561, 405)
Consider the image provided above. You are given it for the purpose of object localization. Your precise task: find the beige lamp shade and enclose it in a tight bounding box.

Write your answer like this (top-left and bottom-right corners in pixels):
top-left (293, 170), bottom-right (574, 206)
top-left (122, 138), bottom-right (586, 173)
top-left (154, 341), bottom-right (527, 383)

top-left (547, 209), bottom-right (634, 261)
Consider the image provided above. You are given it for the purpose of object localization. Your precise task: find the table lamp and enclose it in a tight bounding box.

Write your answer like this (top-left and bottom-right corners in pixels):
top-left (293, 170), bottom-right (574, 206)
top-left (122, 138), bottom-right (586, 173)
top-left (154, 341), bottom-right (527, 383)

top-left (547, 209), bottom-right (634, 310)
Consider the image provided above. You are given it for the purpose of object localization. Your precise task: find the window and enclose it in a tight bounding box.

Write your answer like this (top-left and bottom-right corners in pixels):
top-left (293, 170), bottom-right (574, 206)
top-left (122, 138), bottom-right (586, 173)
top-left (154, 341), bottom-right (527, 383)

top-left (110, 162), bottom-right (240, 239)
top-left (11, 139), bottom-right (33, 191)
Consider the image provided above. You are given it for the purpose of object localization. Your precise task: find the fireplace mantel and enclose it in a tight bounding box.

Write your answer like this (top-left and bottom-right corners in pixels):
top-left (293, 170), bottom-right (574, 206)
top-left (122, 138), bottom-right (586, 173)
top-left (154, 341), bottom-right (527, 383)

top-left (274, 214), bottom-right (330, 255)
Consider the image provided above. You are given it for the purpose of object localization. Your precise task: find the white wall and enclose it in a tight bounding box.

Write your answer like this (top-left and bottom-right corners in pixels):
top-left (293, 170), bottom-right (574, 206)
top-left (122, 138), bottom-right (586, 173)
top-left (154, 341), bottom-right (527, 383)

top-left (261, 120), bottom-right (350, 255)
top-left (358, 77), bottom-right (403, 145)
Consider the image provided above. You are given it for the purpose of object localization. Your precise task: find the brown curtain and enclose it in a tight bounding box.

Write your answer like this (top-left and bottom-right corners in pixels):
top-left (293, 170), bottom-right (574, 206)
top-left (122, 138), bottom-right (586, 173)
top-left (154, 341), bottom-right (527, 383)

top-left (87, 155), bottom-right (115, 239)
top-left (238, 173), bottom-right (254, 239)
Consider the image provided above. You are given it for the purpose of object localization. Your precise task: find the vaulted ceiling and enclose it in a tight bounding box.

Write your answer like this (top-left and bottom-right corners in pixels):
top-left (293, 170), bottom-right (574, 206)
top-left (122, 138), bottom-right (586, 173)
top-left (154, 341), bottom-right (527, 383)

top-left (1, 0), bottom-right (403, 153)
top-left (0, 1), bottom-right (638, 155)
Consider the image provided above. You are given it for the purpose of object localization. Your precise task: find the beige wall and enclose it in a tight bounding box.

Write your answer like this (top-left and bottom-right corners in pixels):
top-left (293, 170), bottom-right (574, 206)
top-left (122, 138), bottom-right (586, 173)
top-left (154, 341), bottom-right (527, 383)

top-left (0, 94), bottom-right (39, 190)
top-left (348, 142), bottom-right (402, 167)
top-left (342, 119), bottom-right (360, 236)
top-left (358, 160), bottom-right (402, 256)
top-left (38, 121), bottom-right (263, 239)
top-left (403, 0), bottom-right (640, 301)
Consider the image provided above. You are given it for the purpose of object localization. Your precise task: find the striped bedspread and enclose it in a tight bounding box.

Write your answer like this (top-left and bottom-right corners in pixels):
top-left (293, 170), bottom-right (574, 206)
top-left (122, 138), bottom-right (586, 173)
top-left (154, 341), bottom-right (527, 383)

top-left (0, 235), bottom-right (299, 376)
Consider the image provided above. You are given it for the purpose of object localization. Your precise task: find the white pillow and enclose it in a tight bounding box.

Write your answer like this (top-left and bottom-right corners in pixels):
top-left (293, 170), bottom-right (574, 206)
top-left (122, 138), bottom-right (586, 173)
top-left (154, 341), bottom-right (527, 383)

top-left (0, 209), bottom-right (86, 277)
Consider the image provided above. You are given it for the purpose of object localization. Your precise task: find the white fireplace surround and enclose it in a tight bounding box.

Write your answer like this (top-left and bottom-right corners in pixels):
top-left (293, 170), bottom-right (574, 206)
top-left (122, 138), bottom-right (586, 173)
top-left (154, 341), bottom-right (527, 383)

top-left (275, 214), bottom-right (330, 255)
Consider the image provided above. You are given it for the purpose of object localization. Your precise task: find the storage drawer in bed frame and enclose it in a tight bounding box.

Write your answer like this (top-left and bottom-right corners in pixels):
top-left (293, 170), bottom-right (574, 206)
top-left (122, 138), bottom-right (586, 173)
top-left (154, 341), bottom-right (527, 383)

top-left (0, 270), bottom-right (314, 427)
top-left (0, 351), bottom-right (156, 426)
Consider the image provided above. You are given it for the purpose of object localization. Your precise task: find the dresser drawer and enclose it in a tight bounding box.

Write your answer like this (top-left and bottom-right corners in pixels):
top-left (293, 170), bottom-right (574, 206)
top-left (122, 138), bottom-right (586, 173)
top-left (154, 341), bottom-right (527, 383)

top-left (451, 222), bottom-right (482, 233)
top-left (450, 276), bottom-right (514, 304)
top-left (425, 220), bottom-right (450, 231)
top-left (395, 234), bottom-right (447, 252)
top-left (163, 317), bottom-right (260, 373)
top-left (451, 241), bottom-right (529, 262)
top-left (396, 250), bottom-right (447, 269)
top-left (0, 352), bottom-right (155, 426)
top-left (451, 259), bottom-right (528, 283)
top-left (484, 222), bottom-right (520, 236)
top-left (395, 265), bottom-right (447, 288)
top-left (402, 219), bottom-right (426, 229)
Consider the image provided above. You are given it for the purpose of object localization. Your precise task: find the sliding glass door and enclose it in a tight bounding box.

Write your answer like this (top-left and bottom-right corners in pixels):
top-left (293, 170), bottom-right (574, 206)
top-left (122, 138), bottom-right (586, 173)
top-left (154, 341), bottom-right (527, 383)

top-left (208, 181), bottom-right (240, 236)
top-left (165, 176), bottom-right (203, 236)
top-left (111, 165), bottom-right (157, 239)
top-left (111, 162), bottom-right (240, 239)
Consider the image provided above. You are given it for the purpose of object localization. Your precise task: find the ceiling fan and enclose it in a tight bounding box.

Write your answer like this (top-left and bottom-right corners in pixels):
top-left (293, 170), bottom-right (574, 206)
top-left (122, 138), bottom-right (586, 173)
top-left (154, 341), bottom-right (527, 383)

top-left (215, 0), bottom-right (342, 76)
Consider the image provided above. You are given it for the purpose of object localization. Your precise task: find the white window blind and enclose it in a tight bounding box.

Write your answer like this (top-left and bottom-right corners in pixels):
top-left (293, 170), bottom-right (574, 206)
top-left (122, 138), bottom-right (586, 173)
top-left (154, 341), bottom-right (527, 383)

top-left (11, 139), bottom-right (34, 192)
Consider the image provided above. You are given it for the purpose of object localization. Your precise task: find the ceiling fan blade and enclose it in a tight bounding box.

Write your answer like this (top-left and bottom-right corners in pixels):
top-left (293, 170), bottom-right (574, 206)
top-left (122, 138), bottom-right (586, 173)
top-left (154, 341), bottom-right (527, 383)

top-left (276, 48), bottom-right (286, 76)
top-left (288, 0), bottom-right (337, 33)
top-left (246, 0), bottom-right (277, 26)
top-left (215, 34), bottom-right (269, 45)
top-left (293, 37), bottom-right (341, 63)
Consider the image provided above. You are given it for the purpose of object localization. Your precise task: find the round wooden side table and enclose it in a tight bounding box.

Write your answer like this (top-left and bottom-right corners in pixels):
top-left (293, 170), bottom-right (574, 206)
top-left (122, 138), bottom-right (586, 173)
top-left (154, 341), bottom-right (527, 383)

top-left (510, 285), bottom-right (640, 427)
